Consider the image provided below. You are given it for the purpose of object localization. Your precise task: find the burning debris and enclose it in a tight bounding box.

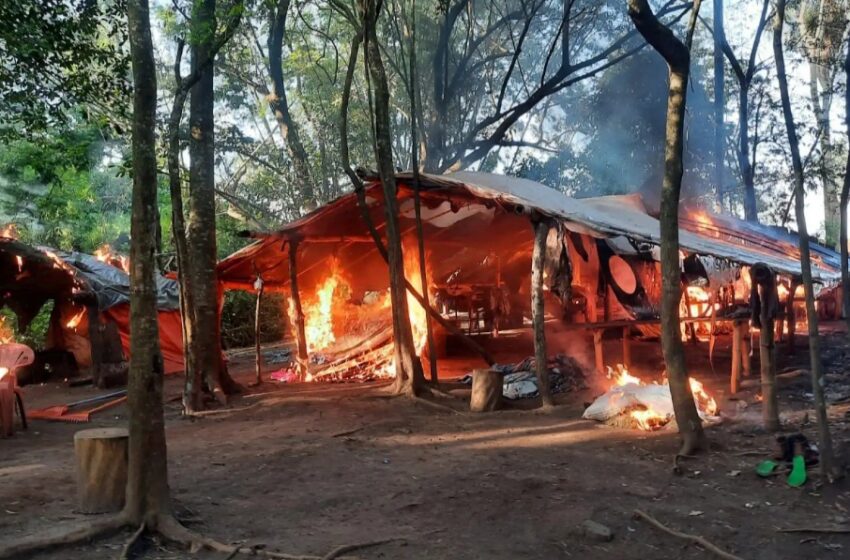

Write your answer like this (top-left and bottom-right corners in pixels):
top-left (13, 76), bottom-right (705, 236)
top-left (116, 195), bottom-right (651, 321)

top-left (93, 244), bottom-right (130, 273)
top-left (0, 317), bottom-right (14, 345)
top-left (583, 365), bottom-right (718, 431)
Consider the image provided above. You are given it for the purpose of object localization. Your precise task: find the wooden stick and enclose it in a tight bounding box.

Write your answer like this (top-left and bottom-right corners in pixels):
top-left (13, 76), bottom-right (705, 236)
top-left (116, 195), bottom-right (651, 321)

top-left (593, 330), bottom-right (604, 375)
top-left (254, 276), bottom-right (264, 386)
top-left (633, 509), bottom-right (744, 560)
top-left (776, 527), bottom-right (850, 534)
top-left (321, 537), bottom-right (402, 560)
top-left (622, 326), bottom-right (632, 368)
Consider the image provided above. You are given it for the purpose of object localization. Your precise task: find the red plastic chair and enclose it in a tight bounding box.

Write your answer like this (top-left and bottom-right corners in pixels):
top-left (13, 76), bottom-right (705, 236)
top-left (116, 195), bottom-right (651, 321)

top-left (0, 343), bottom-right (34, 437)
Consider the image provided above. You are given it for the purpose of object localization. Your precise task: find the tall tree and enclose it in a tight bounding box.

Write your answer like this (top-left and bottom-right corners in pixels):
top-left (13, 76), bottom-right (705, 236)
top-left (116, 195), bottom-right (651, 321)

top-left (628, 0), bottom-right (706, 455)
top-left (266, 0), bottom-right (317, 212)
top-left (715, 0), bottom-right (771, 222)
top-left (185, 0), bottom-right (238, 408)
top-left (712, 0), bottom-right (725, 211)
top-left (774, 0), bottom-right (838, 479)
top-left (361, 0), bottom-right (425, 396)
top-left (801, 0), bottom-right (846, 247)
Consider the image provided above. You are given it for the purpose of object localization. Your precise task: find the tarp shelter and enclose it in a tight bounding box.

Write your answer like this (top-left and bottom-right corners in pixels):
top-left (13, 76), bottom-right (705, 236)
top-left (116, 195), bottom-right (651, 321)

top-left (216, 171), bottom-right (838, 380)
top-left (0, 237), bottom-right (185, 383)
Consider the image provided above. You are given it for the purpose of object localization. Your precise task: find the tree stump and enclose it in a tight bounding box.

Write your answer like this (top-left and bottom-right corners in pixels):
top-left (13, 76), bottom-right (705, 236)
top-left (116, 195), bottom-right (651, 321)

top-left (470, 369), bottom-right (502, 412)
top-left (74, 427), bottom-right (128, 513)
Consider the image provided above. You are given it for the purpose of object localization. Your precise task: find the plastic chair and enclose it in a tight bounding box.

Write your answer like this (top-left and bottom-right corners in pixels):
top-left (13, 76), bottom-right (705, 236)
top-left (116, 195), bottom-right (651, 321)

top-left (0, 343), bottom-right (34, 437)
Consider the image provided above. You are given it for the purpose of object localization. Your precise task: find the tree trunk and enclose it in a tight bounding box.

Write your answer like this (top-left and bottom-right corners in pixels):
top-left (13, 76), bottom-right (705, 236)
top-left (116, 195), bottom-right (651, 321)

top-left (362, 0), bottom-right (424, 397)
top-left (712, 0), bottom-right (725, 211)
top-left (75, 427), bottom-right (129, 514)
top-left (267, 0), bottom-right (315, 212)
top-left (531, 217), bottom-right (553, 408)
top-left (187, 0), bottom-right (234, 404)
top-left (841, 36), bottom-right (850, 338)
top-left (407, 0), bottom-right (437, 384)
top-left (628, 0), bottom-right (706, 455)
top-left (751, 263), bottom-right (779, 431)
top-left (774, 0), bottom-right (838, 480)
top-left (739, 86), bottom-right (758, 221)
top-left (287, 240), bottom-right (308, 381)
top-left (125, 0), bottom-right (170, 522)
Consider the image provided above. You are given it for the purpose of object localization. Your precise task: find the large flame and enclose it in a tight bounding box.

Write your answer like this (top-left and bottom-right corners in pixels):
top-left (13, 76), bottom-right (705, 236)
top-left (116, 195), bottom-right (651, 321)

top-left (606, 364), bottom-right (717, 431)
top-left (403, 238), bottom-right (431, 354)
top-left (303, 258), bottom-right (347, 352)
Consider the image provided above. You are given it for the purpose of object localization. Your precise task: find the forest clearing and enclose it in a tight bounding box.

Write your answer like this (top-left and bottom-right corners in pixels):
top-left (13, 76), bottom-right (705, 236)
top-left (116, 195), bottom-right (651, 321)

top-left (2, 0), bottom-right (850, 559)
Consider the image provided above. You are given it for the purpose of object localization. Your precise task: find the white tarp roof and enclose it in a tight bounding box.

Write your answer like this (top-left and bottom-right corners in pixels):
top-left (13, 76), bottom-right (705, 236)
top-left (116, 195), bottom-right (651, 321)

top-left (439, 171), bottom-right (838, 282)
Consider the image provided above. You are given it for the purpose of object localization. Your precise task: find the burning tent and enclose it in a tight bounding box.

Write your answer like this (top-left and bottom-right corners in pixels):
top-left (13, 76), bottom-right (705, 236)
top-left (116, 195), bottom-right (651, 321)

top-left (217, 171), bottom-right (839, 392)
top-left (0, 235), bottom-right (184, 385)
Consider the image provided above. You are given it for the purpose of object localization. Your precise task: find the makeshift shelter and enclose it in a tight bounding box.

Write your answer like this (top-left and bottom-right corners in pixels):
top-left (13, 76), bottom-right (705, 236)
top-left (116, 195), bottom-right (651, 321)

top-left (217, 171), bottom-right (839, 389)
top-left (0, 237), bottom-right (184, 385)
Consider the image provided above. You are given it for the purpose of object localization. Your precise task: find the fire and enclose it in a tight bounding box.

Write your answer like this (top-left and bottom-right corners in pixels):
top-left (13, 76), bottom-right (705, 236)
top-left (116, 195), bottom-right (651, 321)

top-left (303, 259), bottom-right (346, 352)
top-left (0, 224), bottom-right (18, 240)
top-left (66, 308), bottom-right (86, 330)
top-left (15, 255), bottom-right (23, 273)
top-left (94, 244), bottom-right (130, 273)
top-left (403, 238), bottom-right (431, 354)
top-left (0, 316), bottom-right (14, 344)
top-left (607, 364), bottom-right (641, 386)
top-left (689, 376), bottom-right (718, 416)
top-left (604, 364), bottom-right (717, 431)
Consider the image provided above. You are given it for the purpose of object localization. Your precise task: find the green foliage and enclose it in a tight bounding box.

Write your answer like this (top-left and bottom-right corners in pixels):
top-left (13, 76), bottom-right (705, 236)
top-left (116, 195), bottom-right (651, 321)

top-left (0, 301), bottom-right (53, 350)
top-left (221, 290), bottom-right (286, 349)
top-left (0, 1), bottom-right (130, 134)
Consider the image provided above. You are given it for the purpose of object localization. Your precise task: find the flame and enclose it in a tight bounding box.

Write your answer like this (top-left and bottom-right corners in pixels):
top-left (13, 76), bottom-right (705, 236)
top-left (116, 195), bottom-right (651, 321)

top-left (689, 377), bottom-right (718, 416)
top-left (0, 317), bottom-right (14, 344)
top-left (15, 255), bottom-right (23, 273)
top-left (631, 407), bottom-right (669, 431)
top-left (303, 259), bottom-right (346, 352)
top-left (403, 238), bottom-right (431, 354)
top-left (607, 364), bottom-right (641, 386)
top-left (94, 244), bottom-right (130, 273)
top-left (66, 308), bottom-right (86, 330)
top-left (0, 224), bottom-right (19, 240)
top-left (604, 364), bottom-right (717, 431)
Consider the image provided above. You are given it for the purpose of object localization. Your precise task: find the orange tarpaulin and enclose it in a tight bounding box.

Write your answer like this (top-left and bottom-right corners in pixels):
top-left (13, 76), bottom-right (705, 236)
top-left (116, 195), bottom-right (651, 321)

top-left (103, 304), bottom-right (185, 375)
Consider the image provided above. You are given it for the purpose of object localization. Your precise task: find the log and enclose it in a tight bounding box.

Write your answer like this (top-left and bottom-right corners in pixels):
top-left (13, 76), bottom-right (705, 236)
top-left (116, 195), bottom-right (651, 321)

top-left (470, 369), bottom-right (502, 412)
top-left (74, 427), bottom-right (128, 513)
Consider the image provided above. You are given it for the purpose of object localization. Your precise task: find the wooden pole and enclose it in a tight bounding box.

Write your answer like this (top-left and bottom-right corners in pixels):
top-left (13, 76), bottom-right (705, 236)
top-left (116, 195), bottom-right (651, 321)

top-left (752, 264), bottom-right (780, 430)
top-left (86, 306), bottom-right (105, 388)
top-left (253, 275), bottom-right (264, 385)
top-left (622, 326), bottom-right (632, 368)
top-left (594, 330), bottom-right (604, 375)
top-left (740, 323), bottom-right (752, 378)
top-left (730, 320), bottom-right (742, 394)
top-left (287, 240), bottom-right (309, 381)
top-left (531, 217), bottom-right (553, 408)
top-left (786, 278), bottom-right (799, 354)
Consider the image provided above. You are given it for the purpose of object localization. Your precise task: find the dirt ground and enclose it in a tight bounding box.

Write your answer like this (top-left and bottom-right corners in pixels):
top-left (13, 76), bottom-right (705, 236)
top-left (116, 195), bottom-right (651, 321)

top-left (3, 325), bottom-right (850, 559)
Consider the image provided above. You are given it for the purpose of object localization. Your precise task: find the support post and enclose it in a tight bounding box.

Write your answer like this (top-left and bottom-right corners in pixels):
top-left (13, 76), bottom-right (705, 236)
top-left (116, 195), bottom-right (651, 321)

top-left (786, 278), bottom-right (800, 354)
top-left (594, 330), bottom-right (604, 375)
top-left (730, 320), bottom-right (742, 394)
top-left (622, 326), bottom-right (632, 368)
top-left (531, 216), bottom-right (553, 408)
top-left (253, 275), bottom-right (264, 385)
top-left (752, 264), bottom-right (780, 430)
top-left (86, 305), bottom-right (105, 388)
top-left (288, 240), bottom-right (309, 381)
top-left (740, 323), bottom-right (752, 378)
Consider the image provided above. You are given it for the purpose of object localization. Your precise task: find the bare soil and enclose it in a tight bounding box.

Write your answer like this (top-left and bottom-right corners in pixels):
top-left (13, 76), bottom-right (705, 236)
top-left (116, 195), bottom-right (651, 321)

top-left (2, 326), bottom-right (850, 559)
